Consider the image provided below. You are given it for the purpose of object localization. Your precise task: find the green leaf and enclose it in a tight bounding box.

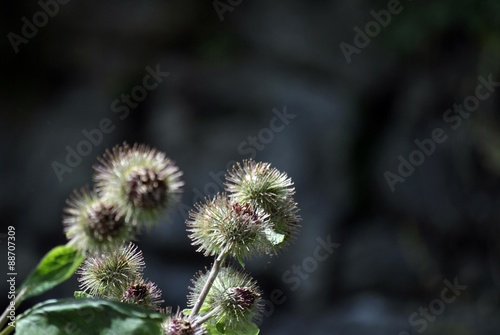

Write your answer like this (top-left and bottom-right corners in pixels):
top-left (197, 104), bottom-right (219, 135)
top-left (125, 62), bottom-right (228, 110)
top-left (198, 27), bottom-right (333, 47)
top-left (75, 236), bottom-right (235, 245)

top-left (216, 321), bottom-right (226, 333)
top-left (264, 228), bottom-right (285, 246)
top-left (182, 308), bottom-right (192, 316)
top-left (16, 298), bottom-right (166, 335)
top-left (205, 323), bottom-right (221, 335)
top-left (237, 255), bottom-right (246, 268)
top-left (18, 245), bottom-right (85, 303)
top-left (238, 322), bottom-right (260, 335)
top-left (74, 291), bottom-right (93, 299)
top-left (205, 321), bottom-right (260, 335)
top-left (245, 322), bottom-right (260, 335)
top-left (199, 304), bottom-right (211, 314)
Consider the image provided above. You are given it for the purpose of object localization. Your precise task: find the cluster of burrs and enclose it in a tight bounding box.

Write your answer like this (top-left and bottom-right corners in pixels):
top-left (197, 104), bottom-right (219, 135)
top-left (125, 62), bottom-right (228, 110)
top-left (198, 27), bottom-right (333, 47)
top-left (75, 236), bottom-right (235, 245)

top-left (63, 143), bottom-right (301, 335)
top-left (64, 143), bottom-right (183, 313)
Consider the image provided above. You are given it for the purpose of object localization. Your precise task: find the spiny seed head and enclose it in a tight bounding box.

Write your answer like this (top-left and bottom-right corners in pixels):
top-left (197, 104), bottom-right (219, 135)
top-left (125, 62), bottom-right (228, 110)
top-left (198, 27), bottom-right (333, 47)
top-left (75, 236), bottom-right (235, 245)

top-left (188, 267), bottom-right (262, 330)
top-left (163, 313), bottom-right (206, 335)
top-left (77, 243), bottom-right (145, 299)
top-left (187, 193), bottom-right (274, 259)
top-left (121, 278), bottom-right (164, 311)
top-left (226, 287), bottom-right (256, 310)
top-left (94, 142), bottom-right (184, 227)
top-left (225, 160), bottom-right (301, 250)
top-left (126, 167), bottom-right (168, 209)
top-left (63, 188), bottom-right (136, 253)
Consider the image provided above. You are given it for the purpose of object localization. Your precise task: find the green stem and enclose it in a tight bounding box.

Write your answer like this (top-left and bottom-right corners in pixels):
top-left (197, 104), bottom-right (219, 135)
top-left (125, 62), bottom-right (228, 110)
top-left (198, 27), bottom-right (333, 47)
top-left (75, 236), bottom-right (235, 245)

top-left (189, 252), bottom-right (227, 319)
top-left (0, 310), bottom-right (9, 332)
top-left (0, 288), bottom-right (26, 330)
top-left (0, 325), bottom-right (14, 335)
top-left (191, 306), bottom-right (221, 327)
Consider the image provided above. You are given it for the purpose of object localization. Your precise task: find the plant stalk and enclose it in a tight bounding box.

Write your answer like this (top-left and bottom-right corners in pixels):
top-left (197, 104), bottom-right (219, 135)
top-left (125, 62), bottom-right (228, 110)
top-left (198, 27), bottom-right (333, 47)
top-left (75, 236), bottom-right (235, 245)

top-left (0, 325), bottom-right (14, 335)
top-left (0, 288), bottom-right (26, 331)
top-left (189, 252), bottom-right (227, 319)
top-left (191, 306), bottom-right (221, 327)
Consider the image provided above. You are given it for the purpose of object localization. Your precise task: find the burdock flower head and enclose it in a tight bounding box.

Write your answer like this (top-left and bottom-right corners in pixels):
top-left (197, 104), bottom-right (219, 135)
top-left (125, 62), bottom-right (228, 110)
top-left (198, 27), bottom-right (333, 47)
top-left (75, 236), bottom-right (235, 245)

top-left (225, 160), bottom-right (301, 250)
top-left (163, 312), bottom-right (206, 335)
top-left (121, 278), bottom-right (164, 311)
top-left (77, 243), bottom-right (145, 299)
top-left (188, 266), bottom-right (263, 331)
top-left (94, 143), bottom-right (184, 227)
top-left (187, 194), bottom-right (274, 260)
top-left (64, 188), bottom-right (136, 253)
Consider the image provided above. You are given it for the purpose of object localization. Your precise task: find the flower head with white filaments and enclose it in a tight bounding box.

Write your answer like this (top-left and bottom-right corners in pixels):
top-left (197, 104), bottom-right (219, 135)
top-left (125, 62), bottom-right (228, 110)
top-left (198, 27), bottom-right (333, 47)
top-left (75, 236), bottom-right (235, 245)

top-left (188, 266), bottom-right (263, 331)
top-left (77, 243), bottom-right (145, 299)
top-left (163, 311), bottom-right (207, 335)
top-left (56, 147), bottom-right (303, 333)
top-left (63, 188), bottom-right (136, 253)
top-left (225, 160), bottom-right (301, 250)
top-left (121, 278), bottom-right (164, 311)
top-left (187, 193), bottom-right (275, 260)
top-left (94, 142), bottom-right (184, 227)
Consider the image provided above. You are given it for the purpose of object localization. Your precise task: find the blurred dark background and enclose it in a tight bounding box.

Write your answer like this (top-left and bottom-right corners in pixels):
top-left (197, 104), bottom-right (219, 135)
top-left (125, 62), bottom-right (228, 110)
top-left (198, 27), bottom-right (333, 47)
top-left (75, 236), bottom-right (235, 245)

top-left (1, 0), bottom-right (500, 334)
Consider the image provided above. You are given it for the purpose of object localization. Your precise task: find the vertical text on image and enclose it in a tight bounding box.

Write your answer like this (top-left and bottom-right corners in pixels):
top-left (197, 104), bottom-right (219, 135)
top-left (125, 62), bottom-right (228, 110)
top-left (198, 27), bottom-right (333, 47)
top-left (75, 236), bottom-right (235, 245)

top-left (6, 226), bottom-right (17, 328)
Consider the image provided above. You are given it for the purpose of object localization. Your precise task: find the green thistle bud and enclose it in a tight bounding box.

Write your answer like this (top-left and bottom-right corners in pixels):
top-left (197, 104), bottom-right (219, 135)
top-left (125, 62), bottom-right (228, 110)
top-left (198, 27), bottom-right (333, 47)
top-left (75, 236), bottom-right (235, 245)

top-left (225, 160), bottom-right (301, 249)
top-left (188, 267), bottom-right (263, 330)
top-left (63, 188), bottom-right (136, 253)
top-left (77, 243), bottom-right (145, 298)
top-left (121, 278), bottom-right (164, 311)
top-left (187, 194), bottom-right (274, 259)
top-left (94, 143), bottom-right (184, 227)
top-left (163, 312), bottom-right (206, 335)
